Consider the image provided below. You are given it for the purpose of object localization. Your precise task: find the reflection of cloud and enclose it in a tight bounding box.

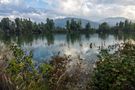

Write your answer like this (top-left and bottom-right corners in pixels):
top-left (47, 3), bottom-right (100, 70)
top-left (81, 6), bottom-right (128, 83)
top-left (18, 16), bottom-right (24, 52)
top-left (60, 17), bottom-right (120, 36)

top-left (81, 47), bottom-right (89, 54)
top-left (64, 48), bottom-right (78, 56)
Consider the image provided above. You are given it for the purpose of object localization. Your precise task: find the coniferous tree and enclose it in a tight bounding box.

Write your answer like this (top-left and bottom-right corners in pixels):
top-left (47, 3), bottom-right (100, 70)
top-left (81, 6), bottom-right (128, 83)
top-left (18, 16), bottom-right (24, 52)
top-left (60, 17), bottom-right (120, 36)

top-left (85, 22), bottom-right (91, 30)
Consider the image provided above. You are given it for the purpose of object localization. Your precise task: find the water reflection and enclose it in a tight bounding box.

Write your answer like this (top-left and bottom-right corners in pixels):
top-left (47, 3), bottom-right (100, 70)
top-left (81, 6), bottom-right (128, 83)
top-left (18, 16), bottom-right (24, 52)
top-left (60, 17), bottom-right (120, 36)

top-left (66, 33), bottom-right (81, 45)
top-left (0, 33), bottom-right (134, 62)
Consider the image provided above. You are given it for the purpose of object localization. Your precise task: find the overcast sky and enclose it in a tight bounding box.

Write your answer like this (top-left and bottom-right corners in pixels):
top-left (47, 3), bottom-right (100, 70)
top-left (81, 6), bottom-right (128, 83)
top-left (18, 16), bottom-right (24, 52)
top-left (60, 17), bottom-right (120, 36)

top-left (0, 0), bottom-right (135, 22)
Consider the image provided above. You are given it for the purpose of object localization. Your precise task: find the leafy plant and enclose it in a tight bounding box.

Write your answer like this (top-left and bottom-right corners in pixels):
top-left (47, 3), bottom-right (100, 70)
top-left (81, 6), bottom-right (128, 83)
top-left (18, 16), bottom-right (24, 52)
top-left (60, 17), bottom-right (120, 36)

top-left (5, 44), bottom-right (52, 90)
top-left (92, 42), bottom-right (135, 90)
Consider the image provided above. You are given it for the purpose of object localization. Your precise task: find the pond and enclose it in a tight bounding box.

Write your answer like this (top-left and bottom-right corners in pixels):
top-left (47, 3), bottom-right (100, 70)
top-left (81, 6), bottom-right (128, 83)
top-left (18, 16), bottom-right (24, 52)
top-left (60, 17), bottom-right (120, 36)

top-left (0, 33), bottom-right (133, 62)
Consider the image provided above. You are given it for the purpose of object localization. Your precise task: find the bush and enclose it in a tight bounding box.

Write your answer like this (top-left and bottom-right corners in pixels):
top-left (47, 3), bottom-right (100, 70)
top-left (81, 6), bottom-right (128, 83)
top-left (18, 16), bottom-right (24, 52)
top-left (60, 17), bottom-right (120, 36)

top-left (92, 43), bottom-right (135, 90)
top-left (2, 44), bottom-right (52, 90)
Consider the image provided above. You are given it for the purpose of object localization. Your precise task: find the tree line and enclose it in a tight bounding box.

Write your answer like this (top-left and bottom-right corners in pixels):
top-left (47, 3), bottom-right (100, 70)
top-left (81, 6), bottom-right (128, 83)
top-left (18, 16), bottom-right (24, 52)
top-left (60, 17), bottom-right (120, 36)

top-left (66, 19), bottom-right (91, 31)
top-left (98, 20), bottom-right (135, 33)
top-left (0, 17), bottom-right (135, 34)
top-left (0, 18), bottom-right (55, 34)
top-left (0, 17), bottom-right (93, 34)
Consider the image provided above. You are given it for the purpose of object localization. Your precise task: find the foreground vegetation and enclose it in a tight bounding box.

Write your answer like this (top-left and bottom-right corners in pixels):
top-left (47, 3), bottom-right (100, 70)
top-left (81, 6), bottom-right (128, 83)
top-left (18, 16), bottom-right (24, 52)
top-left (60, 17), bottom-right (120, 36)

top-left (0, 44), bottom-right (53, 90)
top-left (0, 44), bottom-right (89, 90)
top-left (92, 41), bottom-right (135, 90)
top-left (1, 40), bottom-right (135, 90)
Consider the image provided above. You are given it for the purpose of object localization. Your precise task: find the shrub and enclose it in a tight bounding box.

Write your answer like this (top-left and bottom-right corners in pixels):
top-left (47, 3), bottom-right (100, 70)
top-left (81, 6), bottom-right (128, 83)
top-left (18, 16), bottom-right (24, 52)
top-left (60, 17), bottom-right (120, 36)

top-left (92, 43), bottom-right (135, 90)
top-left (2, 44), bottom-right (52, 90)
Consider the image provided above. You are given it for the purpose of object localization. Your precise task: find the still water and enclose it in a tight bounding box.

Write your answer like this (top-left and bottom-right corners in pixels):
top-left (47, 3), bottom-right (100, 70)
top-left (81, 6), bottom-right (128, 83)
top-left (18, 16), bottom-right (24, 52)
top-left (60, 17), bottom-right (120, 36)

top-left (0, 33), bottom-right (133, 62)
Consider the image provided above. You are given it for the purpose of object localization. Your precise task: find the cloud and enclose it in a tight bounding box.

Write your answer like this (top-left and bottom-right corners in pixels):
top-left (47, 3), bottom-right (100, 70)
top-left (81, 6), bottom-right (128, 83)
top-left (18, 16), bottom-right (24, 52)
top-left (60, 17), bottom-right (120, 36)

top-left (93, 0), bottom-right (135, 6)
top-left (48, 0), bottom-right (135, 21)
top-left (0, 0), bottom-right (24, 6)
top-left (0, 0), bottom-right (135, 22)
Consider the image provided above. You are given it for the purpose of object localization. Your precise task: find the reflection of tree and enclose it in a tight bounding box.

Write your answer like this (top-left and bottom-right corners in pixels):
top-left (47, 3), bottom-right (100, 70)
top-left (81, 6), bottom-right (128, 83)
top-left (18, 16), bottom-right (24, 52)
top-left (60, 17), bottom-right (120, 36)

top-left (98, 33), bottom-right (109, 40)
top-left (45, 33), bottom-right (54, 46)
top-left (66, 33), bottom-right (81, 45)
top-left (0, 33), bottom-right (47, 46)
top-left (16, 34), bottom-right (36, 46)
top-left (0, 34), bottom-right (11, 44)
top-left (85, 33), bottom-right (90, 40)
top-left (66, 33), bottom-right (70, 45)
top-left (113, 33), bottom-right (135, 42)
top-left (123, 33), bottom-right (135, 42)
top-left (1, 32), bottom-right (135, 49)
top-left (113, 33), bottom-right (124, 41)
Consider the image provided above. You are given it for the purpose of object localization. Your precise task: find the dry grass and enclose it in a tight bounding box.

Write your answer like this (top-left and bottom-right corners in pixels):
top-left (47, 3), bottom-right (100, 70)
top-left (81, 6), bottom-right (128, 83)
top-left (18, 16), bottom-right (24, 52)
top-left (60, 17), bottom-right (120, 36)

top-left (0, 44), bottom-right (14, 90)
top-left (48, 55), bottom-right (92, 90)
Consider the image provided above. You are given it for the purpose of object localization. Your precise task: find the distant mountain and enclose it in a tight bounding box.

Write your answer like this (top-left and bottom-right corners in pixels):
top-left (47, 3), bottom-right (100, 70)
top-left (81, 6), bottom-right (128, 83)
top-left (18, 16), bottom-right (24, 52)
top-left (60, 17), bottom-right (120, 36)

top-left (99, 17), bottom-right (129, 26)
top-left (54, 17), bottom-right (99, 29)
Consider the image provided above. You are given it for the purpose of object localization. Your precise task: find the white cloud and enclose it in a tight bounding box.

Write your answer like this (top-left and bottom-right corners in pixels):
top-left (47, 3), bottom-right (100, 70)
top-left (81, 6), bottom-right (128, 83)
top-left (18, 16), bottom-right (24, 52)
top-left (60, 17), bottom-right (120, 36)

top-left (0, 0), bottom-right (135, 22)
top-left (0, 0), bottom-right (24, 6)
top-left (55, 0), bottom-right (135, 20)
top-left (0, 0), bottom-right (10, 4)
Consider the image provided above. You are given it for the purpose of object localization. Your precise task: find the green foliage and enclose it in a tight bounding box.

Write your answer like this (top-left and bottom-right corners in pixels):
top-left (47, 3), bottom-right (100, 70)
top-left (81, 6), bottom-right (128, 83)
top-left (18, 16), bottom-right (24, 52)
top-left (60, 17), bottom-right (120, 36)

top-left (5, 44), bottom-right (52, 90)
top-left (45, 18), bottom-right (55, 31)
top-left (0, 17), bottom-right (55, 34)
top-left (92, 43), bottom-right (135, 90)
top-left (1, 17), bottom-right (135, 34)
top-left (77, 20), bottom-right (82, 30)
top-left (39, 63), bottom-right (53, 76)
top-left (70, 19), bottom-right (77, 31)
top-left (0, 17), bottom-right (95, 33)
top-left (65, 19), bottom-right (82, 31)
top-left (98, 22), bottom-right (110, 33)
top-left (66, 20), bottom-right (70, 31)
top-left (97, 20), bottom-right (135, 33)
top-left (113, 20), bottom-right (135, 33)
top-left (85, 22), bottom-right (91, 30)
top-left (1, 18), bottom-right (12, 33)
